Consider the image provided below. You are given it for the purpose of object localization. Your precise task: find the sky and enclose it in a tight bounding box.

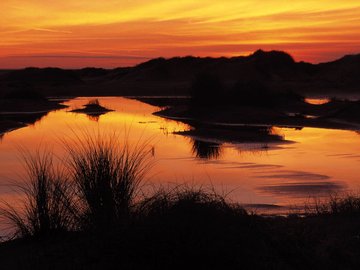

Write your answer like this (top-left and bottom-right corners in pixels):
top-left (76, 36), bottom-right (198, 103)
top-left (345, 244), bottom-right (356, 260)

top-left (0, 0), bottom-right (360, 68)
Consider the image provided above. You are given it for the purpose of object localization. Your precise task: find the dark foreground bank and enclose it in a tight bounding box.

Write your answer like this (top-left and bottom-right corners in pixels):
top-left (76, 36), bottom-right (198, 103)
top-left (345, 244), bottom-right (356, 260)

top-left (1, 192), bottom-right (360, 270)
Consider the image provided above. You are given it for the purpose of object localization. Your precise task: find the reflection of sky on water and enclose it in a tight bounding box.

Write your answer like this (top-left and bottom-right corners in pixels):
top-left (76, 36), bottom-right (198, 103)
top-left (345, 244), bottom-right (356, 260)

top-left (1, 97), bottom-right (360, 212)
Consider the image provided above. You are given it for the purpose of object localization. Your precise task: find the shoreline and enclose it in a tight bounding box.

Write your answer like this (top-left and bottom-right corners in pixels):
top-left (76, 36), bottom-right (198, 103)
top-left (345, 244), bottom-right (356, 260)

top-left (0, 99), bottom-right (68, 135)
top-left (156, 110), bottom-right (360, 132)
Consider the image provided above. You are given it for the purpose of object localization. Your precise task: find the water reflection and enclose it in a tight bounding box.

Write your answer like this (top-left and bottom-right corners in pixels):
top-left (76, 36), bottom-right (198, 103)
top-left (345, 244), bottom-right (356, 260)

top-left (178, 125), bottom-right (287, 146)
top-left (191, 139), bottom-right (222, 159)
top-left (1, 97), bottom-right (360, 212)
top-left (86, 114), bottom-right (101, 122)
top-left (183, 125), bottom-right (290, 160)
top-left (258, 181), bottom-right (344, 197)
top-left (305, 98), bottom-right (330, 105)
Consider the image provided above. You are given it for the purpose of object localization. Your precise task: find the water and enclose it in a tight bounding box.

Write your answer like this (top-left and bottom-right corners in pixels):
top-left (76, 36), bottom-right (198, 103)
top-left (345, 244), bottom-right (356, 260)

top-left (1, 97), bottom-right (360, 213)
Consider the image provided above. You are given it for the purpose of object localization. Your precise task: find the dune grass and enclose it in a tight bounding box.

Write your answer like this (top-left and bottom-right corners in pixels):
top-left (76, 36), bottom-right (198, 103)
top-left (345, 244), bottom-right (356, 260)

top-left (0, 149), bottom-right (76, 239)
top-left (63, 132), bottom-right (153, 230)
top-left (137, 184), bottom-right (246, 218)
top-left (87, 99), bottom-right (100, 106)
top-left (309, 194), bottom-right (360, 217)
top-left (0, 131), bottom-right (153, 237)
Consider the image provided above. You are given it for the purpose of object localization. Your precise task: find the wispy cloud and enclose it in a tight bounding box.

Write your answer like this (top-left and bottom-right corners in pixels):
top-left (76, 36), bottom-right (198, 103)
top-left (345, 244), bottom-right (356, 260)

top-left (12, 54), bottom-right (150, 60)
top-left (32, 28), bottom-right (72, 34)
top-left (1, 0), bottom-right (360, 67)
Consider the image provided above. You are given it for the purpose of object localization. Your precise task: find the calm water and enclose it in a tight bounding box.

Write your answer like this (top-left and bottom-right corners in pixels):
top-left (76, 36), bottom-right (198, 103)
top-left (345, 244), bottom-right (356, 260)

top-left (1, 97), bottom-right (360, 213)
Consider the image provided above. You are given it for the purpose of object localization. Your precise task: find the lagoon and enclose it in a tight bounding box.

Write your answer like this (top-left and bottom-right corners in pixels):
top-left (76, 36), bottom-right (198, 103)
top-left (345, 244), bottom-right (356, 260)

top-left (1, 97), bottom-right (360, 214)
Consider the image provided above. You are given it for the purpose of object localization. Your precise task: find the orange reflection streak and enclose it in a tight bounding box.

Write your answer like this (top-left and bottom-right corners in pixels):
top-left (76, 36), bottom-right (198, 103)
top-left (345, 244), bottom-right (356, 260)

top-left (305, 98), bottom-right (330, 105)
top-left (0, 1), bottom-right (360, 67)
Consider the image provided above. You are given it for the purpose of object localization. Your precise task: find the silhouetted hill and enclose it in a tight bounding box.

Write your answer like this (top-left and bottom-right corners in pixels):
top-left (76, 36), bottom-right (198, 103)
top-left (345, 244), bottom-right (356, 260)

top-left (110, 50), bottom-right (297, 83)
top-left (75, 67), bottom-right (110, 78)
top-left (0, 67), bottom-right (84, 97)
top-left (0, 50), bottom-right (360, 96)
top-left (316, 54), bottom-right (360, 89)
top-left (1, 67), bottom-right (83, 88)
top-left (102, 50), bottom-right (360, 96)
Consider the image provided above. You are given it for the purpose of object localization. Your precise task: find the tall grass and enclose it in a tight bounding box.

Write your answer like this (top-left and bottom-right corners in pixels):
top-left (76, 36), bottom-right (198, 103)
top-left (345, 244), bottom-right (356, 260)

top-left (1, 131), bottom-right (154, 237)
top-left (87, 99), bottom-right (100, 106)
top-left (0, 149), bottom-right (76, 239)
top-left (63, 132), bottom-right (153, 230)
top-left (310, 194), bottom-right (360, 216)
top-left (136, 185), bottom-right (247, 221)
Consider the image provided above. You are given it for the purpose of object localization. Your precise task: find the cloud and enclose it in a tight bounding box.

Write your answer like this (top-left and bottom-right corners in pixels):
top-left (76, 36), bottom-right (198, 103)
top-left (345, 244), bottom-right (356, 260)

top-left (1, 0), bottom-right (360, 67)
top-left (255, 170), bottom-right (330, 181)
top-left (32, 28), bottom-right (73, 34)
top-left (257, 181), bottom-right (345, 197)
top-left (9, 54), bottom-right (150, 60)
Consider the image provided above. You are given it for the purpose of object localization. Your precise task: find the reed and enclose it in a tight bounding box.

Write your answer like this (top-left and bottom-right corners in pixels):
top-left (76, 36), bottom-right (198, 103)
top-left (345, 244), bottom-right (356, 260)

top-left (0, 149), bottom-right (76, 238)
top-left (63, 131), bottom-right (153, 230)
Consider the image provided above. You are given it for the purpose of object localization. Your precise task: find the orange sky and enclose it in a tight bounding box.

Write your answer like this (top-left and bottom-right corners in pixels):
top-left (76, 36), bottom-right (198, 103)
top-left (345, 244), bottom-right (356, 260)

top-left (1, 0), bottom-right (360, 68)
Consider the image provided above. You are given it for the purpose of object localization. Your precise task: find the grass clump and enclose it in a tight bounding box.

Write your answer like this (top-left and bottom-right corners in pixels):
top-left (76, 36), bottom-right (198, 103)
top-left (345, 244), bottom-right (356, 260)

top-left (0, 132), bottom-right (153, 237)
top-left (0, 150), bottom-right (76, 239)
top-left (137, 185), bottom-right (246, 220)
top-left (311, 194), bottom-right (360, 217)
top-left (63, 132), bottom-right (153, 231)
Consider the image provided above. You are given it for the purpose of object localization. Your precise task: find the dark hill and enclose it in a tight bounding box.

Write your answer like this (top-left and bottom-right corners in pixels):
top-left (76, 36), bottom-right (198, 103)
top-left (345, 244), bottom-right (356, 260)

top-left (111, 50), bottom-right (297, 83)
top-left (0, 50), bottom-right (360, 96)
top-left (2, 67), bottom-right (83, 87)
top-left (317, 54), bottom-right (360, 87)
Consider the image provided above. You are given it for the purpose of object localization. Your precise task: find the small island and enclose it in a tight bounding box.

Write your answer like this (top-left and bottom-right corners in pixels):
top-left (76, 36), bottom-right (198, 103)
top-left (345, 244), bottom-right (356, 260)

top-left (70, 99), bottom-right (114, 118)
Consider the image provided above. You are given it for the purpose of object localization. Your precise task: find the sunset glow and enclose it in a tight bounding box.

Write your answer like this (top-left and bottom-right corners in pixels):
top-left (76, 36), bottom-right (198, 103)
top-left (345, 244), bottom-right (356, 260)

top-left (1, 0), bottom-right (360, 68)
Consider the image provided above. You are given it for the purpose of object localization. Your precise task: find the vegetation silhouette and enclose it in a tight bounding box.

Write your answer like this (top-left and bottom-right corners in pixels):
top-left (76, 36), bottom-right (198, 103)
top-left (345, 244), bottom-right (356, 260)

top-left (0, 149), bottom-right (76, 238)
top-left (71, 99), bottom-right (114, 118)
top-left (0, 134), bottom-right (360, 268)
top-left (63, 132), bottom-right (153, 231)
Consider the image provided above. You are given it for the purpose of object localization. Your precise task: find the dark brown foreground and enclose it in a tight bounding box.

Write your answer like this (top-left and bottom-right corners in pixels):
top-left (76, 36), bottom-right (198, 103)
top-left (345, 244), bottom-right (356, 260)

top-left (1, 195), bottom-right (360, 270)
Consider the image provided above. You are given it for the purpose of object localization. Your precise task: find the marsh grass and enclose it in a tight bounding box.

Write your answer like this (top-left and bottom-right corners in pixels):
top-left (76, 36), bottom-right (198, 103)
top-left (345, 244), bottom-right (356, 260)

top-left (308, 194), bottom-right (360, 216)
top-left (87, 99), bottom-right (100, 106)
top-left (0, 149), bottom-right (76, 239)
top-left (1, 130), bottom-right (154, 237)
top-left (63, 131), bottom-right (154, 230)
top-left (136, 184), bottom-right (247, 222)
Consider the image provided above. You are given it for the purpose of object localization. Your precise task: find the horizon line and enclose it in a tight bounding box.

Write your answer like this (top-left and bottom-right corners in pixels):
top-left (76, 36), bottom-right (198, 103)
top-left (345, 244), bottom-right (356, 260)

top-left (0, 49), bottom-right (358, 70)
